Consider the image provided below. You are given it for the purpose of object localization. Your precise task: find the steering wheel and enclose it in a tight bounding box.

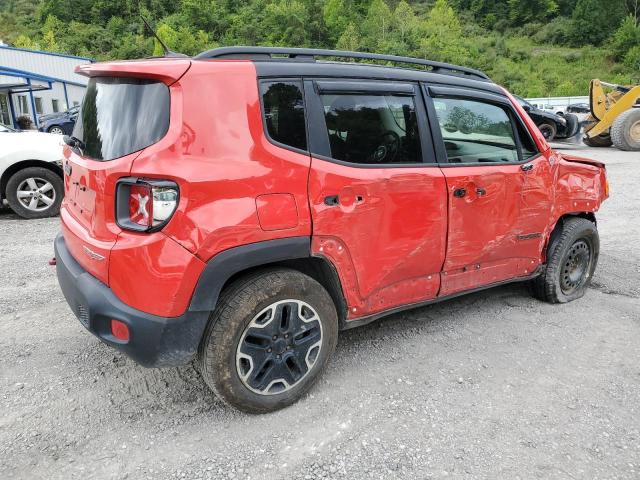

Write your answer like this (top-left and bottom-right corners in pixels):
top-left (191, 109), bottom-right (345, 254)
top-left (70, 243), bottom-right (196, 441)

top-left (368, 130), bottom-right (401, 163)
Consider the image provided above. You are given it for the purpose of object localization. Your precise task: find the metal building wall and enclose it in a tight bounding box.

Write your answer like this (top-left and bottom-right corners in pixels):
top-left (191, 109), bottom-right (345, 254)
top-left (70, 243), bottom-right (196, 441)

top-left (0, 46), bottom-right (91, 122)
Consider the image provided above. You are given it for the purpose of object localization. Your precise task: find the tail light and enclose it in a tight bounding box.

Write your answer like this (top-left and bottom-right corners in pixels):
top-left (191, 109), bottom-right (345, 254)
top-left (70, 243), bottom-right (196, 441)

top-left (116, 178), bottom-right (179, 232)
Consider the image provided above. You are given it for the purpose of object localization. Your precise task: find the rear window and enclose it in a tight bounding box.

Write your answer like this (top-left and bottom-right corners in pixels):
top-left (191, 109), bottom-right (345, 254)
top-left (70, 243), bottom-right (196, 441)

top-left (72, 77), bottom-right (170, 161)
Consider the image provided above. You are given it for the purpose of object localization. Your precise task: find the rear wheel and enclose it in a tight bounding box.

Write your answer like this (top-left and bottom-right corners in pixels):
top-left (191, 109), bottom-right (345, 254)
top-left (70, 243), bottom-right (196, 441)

top-left (584, 132), bottom-right (613, 147)
top-left (198, 269), bottom-right (338, 413)
top-left (530, 217), bottom-right (599, 303)
top-left (611, 108), bottom-right (640, 151)
top-left (47, 126), bottom-right (64, 135)
top-left (538, 122), bottom-right (557, 141)
top-left (5, 167), bottom-right (63, 219)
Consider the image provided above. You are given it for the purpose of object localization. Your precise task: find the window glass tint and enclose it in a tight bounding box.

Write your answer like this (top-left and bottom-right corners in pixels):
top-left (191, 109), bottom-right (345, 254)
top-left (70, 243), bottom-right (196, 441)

top-left (72, 77), bottom-right (170, 161)
top-left (517, 122), bottom-right (539, 160)
top-left (433, 98), bottom-right (519, 164)
top-left (261, 81), bottom-right (307, 151)
top-left (320, 94), bottom-right (421, 164)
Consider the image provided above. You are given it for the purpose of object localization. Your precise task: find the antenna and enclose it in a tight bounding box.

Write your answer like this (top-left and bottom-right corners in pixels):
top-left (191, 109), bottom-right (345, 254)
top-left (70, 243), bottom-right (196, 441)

top-left (140, 15), bottom-right (188, 58)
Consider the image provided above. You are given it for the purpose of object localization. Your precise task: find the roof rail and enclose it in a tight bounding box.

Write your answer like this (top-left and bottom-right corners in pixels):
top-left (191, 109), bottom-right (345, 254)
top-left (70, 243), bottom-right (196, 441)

top-left (193, 46), bottom-right (491, 82)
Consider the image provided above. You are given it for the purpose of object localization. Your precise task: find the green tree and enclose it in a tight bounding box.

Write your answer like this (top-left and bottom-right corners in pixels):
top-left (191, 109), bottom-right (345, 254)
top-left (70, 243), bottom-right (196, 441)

top-left (610, 15), bottom-right (640, 59)
top-left (571, 0), bottom-right (626, 45)
top-left (418, 0), bottom-right (470, 64)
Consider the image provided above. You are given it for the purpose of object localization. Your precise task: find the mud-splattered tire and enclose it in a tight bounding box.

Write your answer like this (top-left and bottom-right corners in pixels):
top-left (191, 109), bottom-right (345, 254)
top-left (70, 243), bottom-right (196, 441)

top-left (611, 108), bottom-right (640, 151)
top-left (198, 268), bottom-right (338, 414)
top-left (531, 218), bottom-right (599, 304)
top-left (583, 132), bottom-right (613, 147)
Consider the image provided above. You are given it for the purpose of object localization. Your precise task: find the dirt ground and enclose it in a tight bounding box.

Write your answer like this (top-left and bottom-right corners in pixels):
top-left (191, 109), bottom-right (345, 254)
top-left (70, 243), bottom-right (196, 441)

top-left (1, 145), bottom-right (639, 480)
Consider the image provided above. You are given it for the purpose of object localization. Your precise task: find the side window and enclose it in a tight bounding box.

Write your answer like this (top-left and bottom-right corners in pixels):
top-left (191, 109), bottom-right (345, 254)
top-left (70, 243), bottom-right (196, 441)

top-left (261, 80), bottom-right (307, 151)
top-left (516, 121), bottom-right (539, 160)
top-left (433, 97), bottom-right (520, 164)
top-left (319, 93), bottom-right (422, 164)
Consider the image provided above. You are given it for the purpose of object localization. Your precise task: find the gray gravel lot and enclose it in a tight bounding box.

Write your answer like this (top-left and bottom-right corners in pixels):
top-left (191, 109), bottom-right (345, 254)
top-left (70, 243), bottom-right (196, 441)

top-left (1, 146), bottom-right (639, 480)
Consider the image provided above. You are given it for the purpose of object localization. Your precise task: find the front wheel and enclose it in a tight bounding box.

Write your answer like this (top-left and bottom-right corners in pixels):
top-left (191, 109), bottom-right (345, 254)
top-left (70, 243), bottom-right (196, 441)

top-left (5, 167), bottom-right (63, 219)
top-left (198, 269), bottom-right (338, 413)
top-left (530, 217), bottom-right (599, 303)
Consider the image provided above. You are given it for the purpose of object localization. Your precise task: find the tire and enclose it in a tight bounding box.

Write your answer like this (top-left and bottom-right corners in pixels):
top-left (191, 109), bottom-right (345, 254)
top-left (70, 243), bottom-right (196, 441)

top-left (198, 268), bottom-right (339, 413)
top-left (5, 167), bottom-right (63, 219)
top-left (610, 108), bottom-right (640, 151)
top-left (563, 113), bottom-right (580, 138)
top-left (48, 126), bottom-right (64, 135)
top-left (538, 122), bottom-right (557, 141)
top-left (530, 217), bottom-right (599, 304)
top-left (583, 132), bottom-right (613, 147)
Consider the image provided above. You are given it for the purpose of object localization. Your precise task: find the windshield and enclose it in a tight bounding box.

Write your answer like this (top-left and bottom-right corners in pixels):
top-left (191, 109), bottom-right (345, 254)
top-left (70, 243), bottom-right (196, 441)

top-left (72, 77), bottom-right (170, 161)
top-left (516, 96), bottom-right (533, 109)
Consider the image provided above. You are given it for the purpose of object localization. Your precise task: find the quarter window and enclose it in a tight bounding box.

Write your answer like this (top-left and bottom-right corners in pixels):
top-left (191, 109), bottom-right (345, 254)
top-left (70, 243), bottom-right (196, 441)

top-left (261, 81), bottom-right (307, 151)
top-left (434, 98), bottom-right (529, 164)
top-left (320, 94), bottom-right (422, 164)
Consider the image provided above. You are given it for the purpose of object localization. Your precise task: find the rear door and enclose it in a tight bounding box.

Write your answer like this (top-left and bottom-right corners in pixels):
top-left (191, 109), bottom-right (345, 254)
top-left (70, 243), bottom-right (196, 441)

top-left (425, 86), bottom-right (553, 296)
top-left (306, 80), bottom-right (448, 319)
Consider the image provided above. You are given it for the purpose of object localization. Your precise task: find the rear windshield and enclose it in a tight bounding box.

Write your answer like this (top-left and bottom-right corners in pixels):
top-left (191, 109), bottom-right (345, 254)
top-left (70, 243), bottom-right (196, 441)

top-left (72, 77), bottom-right (170, 161)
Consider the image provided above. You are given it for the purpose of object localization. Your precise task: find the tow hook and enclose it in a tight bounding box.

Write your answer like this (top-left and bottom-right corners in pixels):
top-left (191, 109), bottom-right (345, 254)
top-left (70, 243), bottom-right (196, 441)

top-left (48, 257), bottom-right (57, 266)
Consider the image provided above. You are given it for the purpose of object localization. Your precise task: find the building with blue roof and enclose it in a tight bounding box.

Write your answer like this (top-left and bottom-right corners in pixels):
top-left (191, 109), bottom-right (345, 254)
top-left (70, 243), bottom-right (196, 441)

top-left (0, 45), bottom-right (93, 129)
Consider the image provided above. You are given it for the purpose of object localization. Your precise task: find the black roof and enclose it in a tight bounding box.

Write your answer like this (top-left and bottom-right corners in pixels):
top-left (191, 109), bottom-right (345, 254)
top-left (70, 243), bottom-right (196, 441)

top-left (194, 47), bottom-right (496, 89)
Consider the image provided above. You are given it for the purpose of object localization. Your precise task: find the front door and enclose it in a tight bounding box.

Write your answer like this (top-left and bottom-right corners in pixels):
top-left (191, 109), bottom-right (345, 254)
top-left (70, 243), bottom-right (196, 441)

top-left (427, 91), bottom-right (553, 296)
top-left (306, 80), bottom-right (448, 319)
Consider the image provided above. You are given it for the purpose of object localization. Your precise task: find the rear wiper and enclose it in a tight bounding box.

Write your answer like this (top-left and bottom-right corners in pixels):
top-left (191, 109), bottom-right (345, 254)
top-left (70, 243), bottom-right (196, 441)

top-left (63, 135), bottom-right (85, 150)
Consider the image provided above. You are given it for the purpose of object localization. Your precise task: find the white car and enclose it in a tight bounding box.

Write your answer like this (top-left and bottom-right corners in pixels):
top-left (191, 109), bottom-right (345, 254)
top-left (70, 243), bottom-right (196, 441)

top-left (0, 124), bottom-right (65, 218)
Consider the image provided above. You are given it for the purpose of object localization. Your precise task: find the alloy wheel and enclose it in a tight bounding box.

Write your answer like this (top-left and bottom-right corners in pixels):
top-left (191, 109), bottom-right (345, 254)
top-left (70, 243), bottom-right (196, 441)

top-left (16, 177), bottom-right (56, 212)
top-left (236, 299), bottom-right (323, 395)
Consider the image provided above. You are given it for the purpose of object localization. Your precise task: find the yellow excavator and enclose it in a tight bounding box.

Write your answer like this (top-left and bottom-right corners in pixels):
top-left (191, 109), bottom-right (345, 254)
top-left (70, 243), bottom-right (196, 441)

top-left (583, 79), bottom-right (640, 151)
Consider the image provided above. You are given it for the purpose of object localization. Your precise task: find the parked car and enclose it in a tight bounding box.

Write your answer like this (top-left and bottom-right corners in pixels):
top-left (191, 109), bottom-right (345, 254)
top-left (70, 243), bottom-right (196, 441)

top-left (39, 105), bottom-right (80, 124)
top-left (567, 103), bottom-right (590, 114)
top-left (38, 108), bottom-right (78, 135)
top-left (515, 96), bottom-right (579, 141)
top-left (1, 124), bottom-right (64, 218)
top-left (55, 48), bottom-right (609, 413)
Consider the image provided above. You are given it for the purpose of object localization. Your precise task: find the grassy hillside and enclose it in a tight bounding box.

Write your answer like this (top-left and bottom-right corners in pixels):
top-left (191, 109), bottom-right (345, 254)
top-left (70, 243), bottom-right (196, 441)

top-left (0, 0), bottom-right (638, 97)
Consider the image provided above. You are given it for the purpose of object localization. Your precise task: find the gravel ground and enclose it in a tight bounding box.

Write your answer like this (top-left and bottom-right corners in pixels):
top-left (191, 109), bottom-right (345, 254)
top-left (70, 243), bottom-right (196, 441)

top-left (1, 146), bottom-right (639, 480)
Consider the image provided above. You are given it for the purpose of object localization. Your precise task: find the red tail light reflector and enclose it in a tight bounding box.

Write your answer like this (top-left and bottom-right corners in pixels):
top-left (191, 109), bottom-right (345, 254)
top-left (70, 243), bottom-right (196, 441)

top-left (111, 319), bottom-right (130, 341)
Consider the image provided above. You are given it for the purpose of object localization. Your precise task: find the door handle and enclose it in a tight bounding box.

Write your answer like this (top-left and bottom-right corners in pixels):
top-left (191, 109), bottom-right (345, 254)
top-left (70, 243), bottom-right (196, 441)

top-left (476, 187), bottom-right (486, 196)
top-left (521, 163), bottom-right (534, 172)
top-left (324, 195), bottom-right (340, 206)
top-left (453, 188), bottom-right (466, 198)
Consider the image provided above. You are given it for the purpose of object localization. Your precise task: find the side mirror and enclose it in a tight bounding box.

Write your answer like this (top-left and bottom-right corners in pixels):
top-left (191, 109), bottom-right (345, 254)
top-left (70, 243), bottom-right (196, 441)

top-left (522, 105), bottom-right (531, 112)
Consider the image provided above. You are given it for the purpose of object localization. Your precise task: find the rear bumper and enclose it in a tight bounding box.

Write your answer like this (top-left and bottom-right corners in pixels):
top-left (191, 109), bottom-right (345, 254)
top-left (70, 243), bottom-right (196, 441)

top-left (54, 233), bottom-right (209, 367)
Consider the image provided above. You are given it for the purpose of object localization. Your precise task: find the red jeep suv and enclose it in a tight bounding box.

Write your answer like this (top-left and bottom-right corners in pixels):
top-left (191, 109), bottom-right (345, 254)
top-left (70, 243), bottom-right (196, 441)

top-left (55, 47), bottom-right (608, 413)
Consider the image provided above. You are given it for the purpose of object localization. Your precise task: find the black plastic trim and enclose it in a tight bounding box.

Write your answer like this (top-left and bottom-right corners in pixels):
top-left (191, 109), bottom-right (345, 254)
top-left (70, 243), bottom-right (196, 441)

top-left (189, 237), bottom-right (311, 312)
top-left (55, 233), bottom-right (208, 367)
top-left (253, 63), bottom-right (502, 95)
top-left (341, 266), bottom-right (544, 330)
top-left (315, 80), bottom-right (415, 95)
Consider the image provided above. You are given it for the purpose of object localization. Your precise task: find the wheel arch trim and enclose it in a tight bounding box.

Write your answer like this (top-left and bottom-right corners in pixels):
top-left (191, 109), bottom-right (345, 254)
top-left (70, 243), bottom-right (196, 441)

top-left (189, 237), bottom-right (312, 312)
